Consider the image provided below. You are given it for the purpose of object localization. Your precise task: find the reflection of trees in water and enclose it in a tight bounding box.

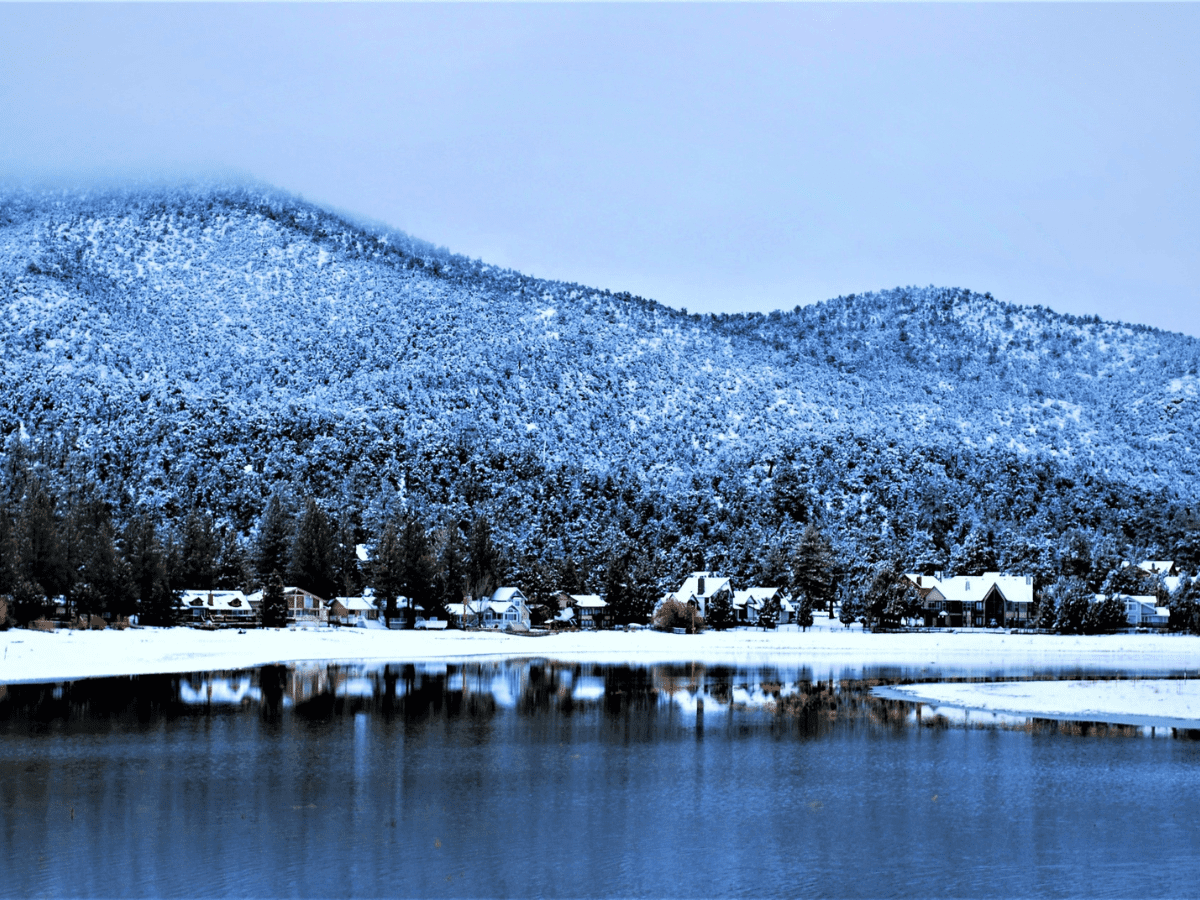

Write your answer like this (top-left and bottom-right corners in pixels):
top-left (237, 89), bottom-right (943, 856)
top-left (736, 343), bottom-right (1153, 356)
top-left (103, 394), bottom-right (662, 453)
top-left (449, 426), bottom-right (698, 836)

top-left (4, 665), bottom-right (1196, 741)
top-left (0, 673), bottom-right (182, 731)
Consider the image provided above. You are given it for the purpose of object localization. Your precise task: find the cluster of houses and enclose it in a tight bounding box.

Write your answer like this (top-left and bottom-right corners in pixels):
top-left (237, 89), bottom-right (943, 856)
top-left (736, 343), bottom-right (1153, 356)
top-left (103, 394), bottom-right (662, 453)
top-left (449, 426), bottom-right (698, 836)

top-left (172, 560), bottom-right (1187, 633)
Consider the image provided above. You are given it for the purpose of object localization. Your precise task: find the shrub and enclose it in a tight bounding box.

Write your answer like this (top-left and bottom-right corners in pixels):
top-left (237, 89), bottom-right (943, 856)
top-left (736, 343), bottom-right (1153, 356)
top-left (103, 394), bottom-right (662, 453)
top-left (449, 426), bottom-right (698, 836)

top-left (0, 597), bottom-right (8, 630)
top-left (654, 599), bottom-right (703, 633)
top-left (29, 618), bottom-right (57, 632)
top-left (88, 615), bottom-right (108, 631)
top-left (111, 617), bottom-right (130, 631)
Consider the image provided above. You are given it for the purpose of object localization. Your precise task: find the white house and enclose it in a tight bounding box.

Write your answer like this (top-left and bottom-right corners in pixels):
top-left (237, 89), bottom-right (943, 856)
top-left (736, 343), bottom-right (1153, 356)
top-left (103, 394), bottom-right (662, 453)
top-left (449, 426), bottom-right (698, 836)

top-left (179, 590), bottom-right (256, 626)
top-left (328, 595), bottom-right (379, 626)
top-left (658, 572), bottom-right (732, 619)
top-left (449, 587), bottom-right (531, 630)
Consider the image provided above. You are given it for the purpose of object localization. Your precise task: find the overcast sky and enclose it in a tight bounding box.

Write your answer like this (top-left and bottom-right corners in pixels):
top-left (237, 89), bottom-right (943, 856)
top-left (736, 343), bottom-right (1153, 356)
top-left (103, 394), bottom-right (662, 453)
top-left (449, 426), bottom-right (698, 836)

top-left (2, 4), bottom-right (1197, 336)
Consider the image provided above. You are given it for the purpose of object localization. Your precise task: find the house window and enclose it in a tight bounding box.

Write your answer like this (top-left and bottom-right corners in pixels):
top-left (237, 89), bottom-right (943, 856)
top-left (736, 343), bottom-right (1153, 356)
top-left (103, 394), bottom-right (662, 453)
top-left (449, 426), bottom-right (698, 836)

top-left (964, 581), bottom-right (970, 590)
top-left (975, 602), bottom-right (984, 611)
top-left (305, 596), bottom-right (313, 609)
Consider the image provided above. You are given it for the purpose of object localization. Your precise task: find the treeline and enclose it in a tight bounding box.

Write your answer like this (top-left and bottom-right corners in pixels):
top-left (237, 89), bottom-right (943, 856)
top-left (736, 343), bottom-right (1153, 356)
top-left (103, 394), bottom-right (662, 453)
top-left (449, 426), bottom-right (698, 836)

top-left (4, 430), bottom-right (1200, 634)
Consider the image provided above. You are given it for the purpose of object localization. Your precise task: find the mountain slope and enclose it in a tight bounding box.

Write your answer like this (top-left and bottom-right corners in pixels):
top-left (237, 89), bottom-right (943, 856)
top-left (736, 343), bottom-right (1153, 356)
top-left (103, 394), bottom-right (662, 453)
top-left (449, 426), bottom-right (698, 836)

top-left (1, 185), bottom-right (1198, 581)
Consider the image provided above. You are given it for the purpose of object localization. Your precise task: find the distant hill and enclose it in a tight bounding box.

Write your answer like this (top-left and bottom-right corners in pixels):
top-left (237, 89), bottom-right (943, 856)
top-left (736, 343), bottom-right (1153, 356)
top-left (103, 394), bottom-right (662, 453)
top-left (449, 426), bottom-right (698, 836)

top-left (2, 185), bottom-right (1198, 587)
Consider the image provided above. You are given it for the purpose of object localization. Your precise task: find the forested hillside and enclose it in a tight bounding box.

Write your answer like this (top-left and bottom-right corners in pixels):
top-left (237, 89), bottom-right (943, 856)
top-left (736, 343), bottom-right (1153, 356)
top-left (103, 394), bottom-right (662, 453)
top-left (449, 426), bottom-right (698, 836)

top-left (1, 185), bottom-right (1198, 622)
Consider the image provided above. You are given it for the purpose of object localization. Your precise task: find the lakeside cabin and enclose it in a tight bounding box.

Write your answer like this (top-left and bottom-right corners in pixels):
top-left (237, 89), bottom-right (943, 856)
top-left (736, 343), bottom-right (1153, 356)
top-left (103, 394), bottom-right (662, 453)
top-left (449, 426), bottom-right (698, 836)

top-left (328, 596), bottom-right (380, 626)
top-left (657, 572), bottom-right (732, 620)
top-left (448, 587), bottom-right (532, 631)
top-left (553, 593), bottom-right (611, 630)
top-left (179, 591), bottom-right (256, 627)
top-left (243, 586), bottom-right (329, 626)
top-left (904, 573), bottom-right (1035, 628)
top-left (732, 587), bottom-right (791, 625)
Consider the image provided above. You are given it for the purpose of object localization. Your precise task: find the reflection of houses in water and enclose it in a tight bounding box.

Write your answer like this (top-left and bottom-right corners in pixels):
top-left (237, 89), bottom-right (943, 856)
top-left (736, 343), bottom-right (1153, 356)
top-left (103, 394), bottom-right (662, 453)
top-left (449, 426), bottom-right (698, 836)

top-left (287, 665), bottom-right (335, 706)
top-left (179, 674), bottom-right (262, 706)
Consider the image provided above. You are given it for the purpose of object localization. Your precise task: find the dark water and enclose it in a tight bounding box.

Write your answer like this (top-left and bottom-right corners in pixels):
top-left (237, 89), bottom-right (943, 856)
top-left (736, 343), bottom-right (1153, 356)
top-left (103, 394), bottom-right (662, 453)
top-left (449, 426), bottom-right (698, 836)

top-left (2, 660), bottom-right (1200, 898)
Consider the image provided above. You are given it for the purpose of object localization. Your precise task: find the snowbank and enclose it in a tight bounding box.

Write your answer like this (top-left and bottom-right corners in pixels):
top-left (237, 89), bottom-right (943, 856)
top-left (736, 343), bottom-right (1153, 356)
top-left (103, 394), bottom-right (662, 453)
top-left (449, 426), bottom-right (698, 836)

top-left (882, 679), bottom-right (1200, 728)
top-left (3, 622), bottom-right (1200, 685)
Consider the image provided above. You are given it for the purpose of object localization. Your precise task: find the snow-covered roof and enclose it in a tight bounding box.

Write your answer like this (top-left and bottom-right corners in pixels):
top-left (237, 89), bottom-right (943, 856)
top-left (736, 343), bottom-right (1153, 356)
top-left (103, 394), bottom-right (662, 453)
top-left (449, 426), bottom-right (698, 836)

top-left (732, 587), bottom-right (782, 609)
top-left (571, 594), bottom-right (607, 608)
top-left (905, 573), bottom-right (1033, 605)
top-left (1138, 560), bottom-right (1175, 575)
top-left (490, 587), bottom-right (527, 605)
top-left (179, 590), bottom-right (251, 611)
top-left (332, 596), bottom-right (377, 612)
top-left (673, 572), bottom-right (731, 600)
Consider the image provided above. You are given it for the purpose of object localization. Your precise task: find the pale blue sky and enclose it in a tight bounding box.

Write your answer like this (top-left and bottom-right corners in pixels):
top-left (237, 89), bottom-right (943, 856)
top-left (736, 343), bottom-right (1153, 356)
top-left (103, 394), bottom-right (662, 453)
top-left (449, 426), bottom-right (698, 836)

top-left (2, 4), bottom-right (1197, 335)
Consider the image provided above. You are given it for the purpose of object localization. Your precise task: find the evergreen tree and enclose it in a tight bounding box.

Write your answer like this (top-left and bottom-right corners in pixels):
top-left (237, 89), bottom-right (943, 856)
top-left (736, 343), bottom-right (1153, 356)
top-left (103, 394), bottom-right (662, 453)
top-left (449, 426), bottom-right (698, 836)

top-left (467, 515), bottom-right (501, 609)
top-left (261, 571), bottom-right (288, 628)
top-left (213, 527), bottom-right (248, 591)
top-left (862, 560), bottom-right (919, 629)
top-left (141, 576), bottom-right (181, 627)
top-left (372, 521), bottom-right (403, 627)
top-left (1168, 576), bottom-right (1200, 634)
top-left (796, 592), bottom-right (815, 631)
top-left (18, 478), bottom-right (69, 611)
top-left (950, 526), bottom-right (997, 575)
top-left (399, 517), bottom-right (436, 628)
top-left (755, 596), bottom-right (779, 631)
top-left (1084, 595), bottom-right (1127, 635)
top-left (706, 588), bottom-right (736, 631)
top-left (70, 500), bottom-right (131, 619)
top-left (177, 508), bottom-right (219, 590)
top-left (559, 555), bottom-right (585, 595)
top-left (604, 550), bottom-right (638, 626)
top-left (433, 525), bottom-right (467, 625)
top-left (1060, 531), bottom-right (1092, 581)
top-left (791, 524), bottom-right (838, 617)
top-left (332, 514), bottom-right (364, 597)
top-left (288, 497), bottom-right (336, 600)
top-left (1049, 577), bottom-right (1092, 634)
top-left (123, 515), bottom-right (164, 615)
top-left (255, 493), bottom-right (293, 587)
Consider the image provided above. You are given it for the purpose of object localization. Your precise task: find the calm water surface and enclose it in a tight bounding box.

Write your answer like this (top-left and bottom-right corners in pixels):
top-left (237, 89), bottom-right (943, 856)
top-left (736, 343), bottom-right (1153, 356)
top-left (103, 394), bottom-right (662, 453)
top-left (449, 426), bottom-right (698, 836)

top-left (2, 660), bottom-right (1199, 898)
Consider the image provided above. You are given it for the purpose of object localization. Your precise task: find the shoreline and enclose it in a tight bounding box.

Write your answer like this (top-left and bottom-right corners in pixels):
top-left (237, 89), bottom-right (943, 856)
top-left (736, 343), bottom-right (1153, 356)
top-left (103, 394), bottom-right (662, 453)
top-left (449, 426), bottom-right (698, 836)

top-left (2, 624), bottom-right (1199, 686)
top-left (879, 678), bottom-right (1200, 729)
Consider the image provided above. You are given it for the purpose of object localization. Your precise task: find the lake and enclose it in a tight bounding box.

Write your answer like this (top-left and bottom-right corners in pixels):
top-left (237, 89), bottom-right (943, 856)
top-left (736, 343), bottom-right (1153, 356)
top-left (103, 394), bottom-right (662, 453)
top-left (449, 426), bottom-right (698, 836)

top-left (2, 659), bottom-right (1199, 898)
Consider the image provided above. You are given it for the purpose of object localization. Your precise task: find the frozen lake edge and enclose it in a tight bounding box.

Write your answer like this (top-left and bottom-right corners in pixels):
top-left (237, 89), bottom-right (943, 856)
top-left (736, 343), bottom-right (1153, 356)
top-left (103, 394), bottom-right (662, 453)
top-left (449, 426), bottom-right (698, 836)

top-left (3, 624), bottom-right (1200, 686)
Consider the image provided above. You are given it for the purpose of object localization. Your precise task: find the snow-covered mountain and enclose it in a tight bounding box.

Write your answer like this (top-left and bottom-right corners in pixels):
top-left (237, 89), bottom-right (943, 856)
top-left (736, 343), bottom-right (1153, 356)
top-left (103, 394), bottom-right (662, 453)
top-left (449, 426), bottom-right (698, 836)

top-left (2, 185), bottom-right (1197, 577)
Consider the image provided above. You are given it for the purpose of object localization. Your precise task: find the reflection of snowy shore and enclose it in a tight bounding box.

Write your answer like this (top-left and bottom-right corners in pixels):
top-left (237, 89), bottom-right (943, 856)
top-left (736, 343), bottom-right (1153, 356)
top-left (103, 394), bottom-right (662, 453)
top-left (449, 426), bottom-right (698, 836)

top-left (880, 679), bottom-right (1200, 729)
top-left (4, 621), bottom-right (1200, 685)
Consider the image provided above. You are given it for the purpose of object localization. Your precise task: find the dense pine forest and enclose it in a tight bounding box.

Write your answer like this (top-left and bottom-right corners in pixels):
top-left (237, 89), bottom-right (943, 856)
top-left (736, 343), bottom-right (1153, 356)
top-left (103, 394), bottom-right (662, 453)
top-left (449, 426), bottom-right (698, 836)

top-left (2, 185), bottom-right (1199, 629)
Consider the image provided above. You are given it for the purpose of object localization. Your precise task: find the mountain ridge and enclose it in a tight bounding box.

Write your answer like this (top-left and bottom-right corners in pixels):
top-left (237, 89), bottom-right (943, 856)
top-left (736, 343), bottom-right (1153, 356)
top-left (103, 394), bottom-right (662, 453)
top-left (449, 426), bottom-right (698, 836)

top-left (1, 184), bottom-right (1197, 585)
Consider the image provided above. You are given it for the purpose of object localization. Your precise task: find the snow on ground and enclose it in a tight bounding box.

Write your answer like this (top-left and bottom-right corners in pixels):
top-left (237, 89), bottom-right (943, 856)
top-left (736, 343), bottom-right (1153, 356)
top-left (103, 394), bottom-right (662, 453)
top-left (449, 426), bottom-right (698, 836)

top-left (2, 620), bottom-right (1200, 685)
top-left (883, 679), bottom-right (1200, 728)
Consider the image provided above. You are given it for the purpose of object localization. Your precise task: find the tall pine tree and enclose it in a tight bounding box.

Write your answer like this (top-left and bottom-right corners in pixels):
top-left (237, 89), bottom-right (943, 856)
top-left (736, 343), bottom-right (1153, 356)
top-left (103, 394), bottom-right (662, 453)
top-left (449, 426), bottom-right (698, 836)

top-left (261, 571), bottom-right (288, 628)
top-left (255, 493), bottom-right (293, 588)
top-left (288, 497), bottom-right (336, 600)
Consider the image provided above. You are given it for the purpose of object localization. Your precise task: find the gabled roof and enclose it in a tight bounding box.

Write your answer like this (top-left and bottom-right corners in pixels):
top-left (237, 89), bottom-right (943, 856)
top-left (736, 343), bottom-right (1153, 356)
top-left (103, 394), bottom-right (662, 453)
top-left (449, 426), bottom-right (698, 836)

top-left (732, 587), bottom-right (783, 608)
top-left (179, 590), bottom-right (251, 611)
top-left (673, 572), bottom-right (731, 600)
top-left (332, 596), bottom-right (377, 612)
top-left (571, 594), bottom-right (607, 608)
top-left (490, 587), bottom-right (527, 606)
top-left (1138, 560), bottom-right (1175, 575)
top-left (904, 573), bottom-right (1033, 605)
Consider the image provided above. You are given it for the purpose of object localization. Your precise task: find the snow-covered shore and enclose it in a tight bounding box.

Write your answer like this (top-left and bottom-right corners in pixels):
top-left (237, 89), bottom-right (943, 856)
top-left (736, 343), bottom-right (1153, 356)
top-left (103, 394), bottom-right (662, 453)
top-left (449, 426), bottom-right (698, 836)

top-left (881, 679), bottom-right (1200, 728)
top-left (2, 620), bottom-right (1199, 685)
